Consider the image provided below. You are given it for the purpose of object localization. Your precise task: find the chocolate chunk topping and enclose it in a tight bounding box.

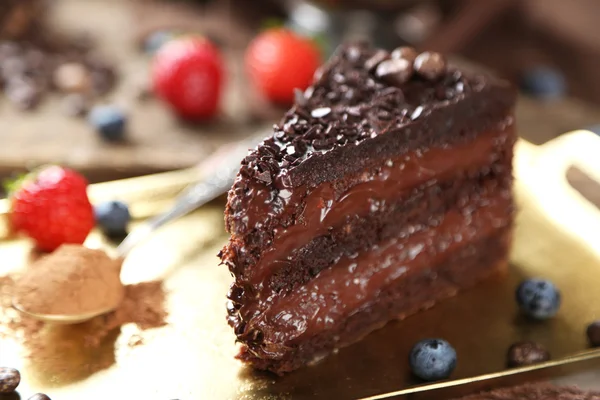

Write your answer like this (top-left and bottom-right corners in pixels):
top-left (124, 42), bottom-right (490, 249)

top-left (6, 78), bottom-right (39, 110)
top-left (234, 43), bottom-right (483, 189)
top-left (391, 46), bottom-right (418, 63)
top-left (375, 58), bottom-right (413, 86)
top-left (506, 341), bottom-right (550, 367)
top-left (294, 88), bottom-right (307, 107)
top-left (311, 107), bottom-right (332, 118)
top-left (364, 49), bottom-right (389, 72)
top-left (414, 51), bottom-right (447, 81)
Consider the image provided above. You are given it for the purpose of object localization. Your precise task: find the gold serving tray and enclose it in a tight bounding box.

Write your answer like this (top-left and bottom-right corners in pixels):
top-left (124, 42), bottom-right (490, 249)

top-left (2, 130), bottom-right (600, 399)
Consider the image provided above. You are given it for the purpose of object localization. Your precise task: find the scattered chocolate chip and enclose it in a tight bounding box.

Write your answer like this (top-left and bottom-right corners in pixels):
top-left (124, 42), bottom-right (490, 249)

top-left (61, 93), bottom-right (88, 117)
top-left (233, 320), bottom-right (247, 335)
top-left (238, 43), bottom-right (473, 189)
top-left (227, 284), bottom-right (244, 303)
top-left (414, 51), bottom-right (447, 81)
top-left (87, 58), bottom-right (116, 95)
top-left (312, 66), bottom-right (326, 84)
top-left (24, 48), bottom-right (45, 70)
top-left (6, 79), bottom-right (39, 110)
top-left (391, 46), bottom-right (418, 63)
top-left (226, 300), bottom-right (237, 315)
top-left (364, 50), bottom-right (390, 72)
top-left (587, 321), bottom-right (600, 347)
top-left (250, 329), bottom-right (264, 343)
top-left (333, 73), bottom-right (346, 84)
top-left (1, 56), bottom-right (27, 80)
top-left (304, 86), bottom-right (314, 99)
top-left (506, 341), bottom-right (550, 367)
top-left (292, 137), bottom-right (308, 154)
top-left (29, 394), bottom-right (51, 400)
top-left (410, 106), bottom-right (424, 120)
top-left (346, 45), bottom-right (362, 62)
top-left (311, 107), bottom-right (331, 118)
top-left (255, 171), bottom-right (272, 184)
top-left (274, 130), bottom-right (286, 141)
top-left (294, 88), bottom-right (307, 107)
top-left (0, 367), bottom-right (20, 393)
top-left (53, 62), bottom-right (90, 93)
top-left (375, 58), bottom-right (413, 86)
top-left (0, 42), bottom-right (21, 59)
top-left (294, 106), bottom-right (311, 121)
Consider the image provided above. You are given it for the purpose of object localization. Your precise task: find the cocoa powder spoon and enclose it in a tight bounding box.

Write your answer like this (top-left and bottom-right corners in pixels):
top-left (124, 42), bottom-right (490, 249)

top-left (12, 131), bottom-right (267, 324)
top-left (11, 304), bottom-right (118, 324)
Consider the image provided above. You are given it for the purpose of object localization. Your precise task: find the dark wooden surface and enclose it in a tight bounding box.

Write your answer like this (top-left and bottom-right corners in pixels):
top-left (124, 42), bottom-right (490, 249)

top-left (0, 0), bottom-right (277, 184)
top-left (1, 0), bottom-right (600, 185)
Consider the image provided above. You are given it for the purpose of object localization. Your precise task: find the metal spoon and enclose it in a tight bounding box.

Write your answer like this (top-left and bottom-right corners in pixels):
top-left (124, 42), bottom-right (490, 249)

top-left (11, 302), bottom-right (117, 324)
top-left (12, 131), bottom-right (267, 324)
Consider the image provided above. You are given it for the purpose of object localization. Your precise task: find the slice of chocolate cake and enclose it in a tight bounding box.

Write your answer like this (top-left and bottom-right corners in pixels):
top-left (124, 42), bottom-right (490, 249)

top-left (220, 43), bottom-right (516, 374)
top-left (452, 383), bottom-right (600, 399)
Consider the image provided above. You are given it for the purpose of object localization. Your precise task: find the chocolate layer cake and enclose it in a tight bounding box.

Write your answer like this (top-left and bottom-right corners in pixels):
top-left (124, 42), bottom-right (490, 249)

top-left (220, 43), bottom-right (516, 374)
top-left (453, 383), bottom-right (600, 399)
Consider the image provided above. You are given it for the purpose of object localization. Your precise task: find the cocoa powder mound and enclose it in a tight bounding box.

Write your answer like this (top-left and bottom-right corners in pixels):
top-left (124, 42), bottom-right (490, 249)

top-left (13, 245), bottom-right (125, 316)
top-left (82, 280), bottom-right (168, 347)
top-left (1, 274), bottom-right (167, 354)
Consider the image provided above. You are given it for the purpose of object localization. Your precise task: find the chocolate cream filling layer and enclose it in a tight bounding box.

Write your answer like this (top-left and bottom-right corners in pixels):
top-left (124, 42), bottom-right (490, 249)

top-left (245, 192), bottom-right (512, 350)
top-left (245, 125), bottom-right (514, 289)
top-left (240, 229), bottom-right (511, 370)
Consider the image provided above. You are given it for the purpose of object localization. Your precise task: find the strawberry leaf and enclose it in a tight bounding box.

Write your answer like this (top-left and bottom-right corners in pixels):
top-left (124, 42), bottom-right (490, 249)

top-left (3, 172), bottom-right (29, 198)
top-left (261, 18), bottom-right (284, 31)
top-left (3, 164), bottom-right (55, 198)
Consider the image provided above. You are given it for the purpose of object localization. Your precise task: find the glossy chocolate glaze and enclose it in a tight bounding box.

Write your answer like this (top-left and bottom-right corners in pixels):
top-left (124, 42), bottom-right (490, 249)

top-left (226, 125), bottom-right (514, 330)
top-left (229, 160), bottom-right (514, 339)
top-left (239, 229), bottom-right (512, 371)
top-left (244, 193), bottom-right (511, 350)
top-left (247, 125), bottom-right (513, 288)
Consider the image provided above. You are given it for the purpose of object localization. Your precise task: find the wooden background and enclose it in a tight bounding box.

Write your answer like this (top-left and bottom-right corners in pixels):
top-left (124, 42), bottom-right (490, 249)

top-left (1, 0), bottom-right (600, 185)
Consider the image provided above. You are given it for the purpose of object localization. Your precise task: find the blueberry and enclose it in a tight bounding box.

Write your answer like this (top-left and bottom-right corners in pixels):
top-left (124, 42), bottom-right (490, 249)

top-left (519, 66), bottom-right (566, 100)
top-left (94, 200), bottom-right (131, 236)
top-left (516, 278), bottom-right (561, 320)
top-left (88, 105), bottom-right (127, 142)
top-left (409, 338), bottom-right (457, 381)
top-left (143, 30), bottom-right (177, 54)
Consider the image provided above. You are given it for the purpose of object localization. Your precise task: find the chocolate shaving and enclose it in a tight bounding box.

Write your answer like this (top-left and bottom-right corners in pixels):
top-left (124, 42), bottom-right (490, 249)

top-left (231, 43), bottom-right (476, 191)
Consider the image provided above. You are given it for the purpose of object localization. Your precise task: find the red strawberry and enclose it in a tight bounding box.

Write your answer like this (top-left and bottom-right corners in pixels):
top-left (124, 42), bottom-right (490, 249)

top-left (152, 36), bottom-right (224, 120)
top-left (245, 28), bottom-right (321, 105)
top-left (9, 166), bottom-right (95, 252)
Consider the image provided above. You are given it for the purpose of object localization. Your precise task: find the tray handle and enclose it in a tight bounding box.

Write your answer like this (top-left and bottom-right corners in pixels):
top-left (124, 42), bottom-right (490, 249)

top-left (523, 129), bottom-right (600, 250)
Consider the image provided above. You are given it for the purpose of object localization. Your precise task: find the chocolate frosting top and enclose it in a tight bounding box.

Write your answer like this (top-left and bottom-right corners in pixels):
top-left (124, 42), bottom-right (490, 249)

top-left (236, 42), bottom-right (508, 189)
top-left (225, 43), bottom-right (515, 237)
